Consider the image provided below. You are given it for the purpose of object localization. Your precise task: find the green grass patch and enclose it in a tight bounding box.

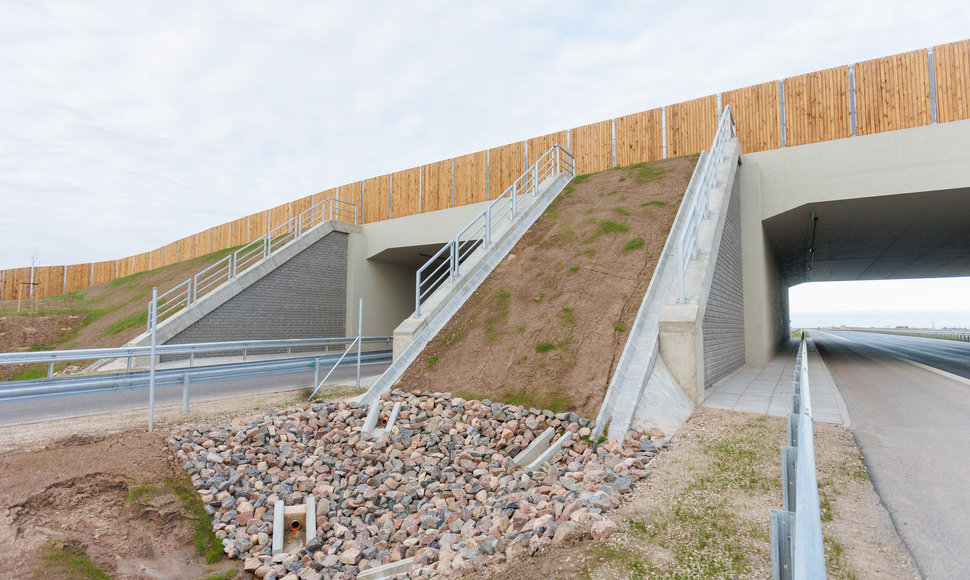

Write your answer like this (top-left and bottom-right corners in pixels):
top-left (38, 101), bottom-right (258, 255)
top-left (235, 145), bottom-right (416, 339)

top-left (533, 293), bottom-right (544, 304)
top-left (535, 342), bottom-right (556, 353)
top-left (10, 364), bottom-right (49, 381)
top-left (618, 176), bottom-right (626, 182)
top-left (607, 190), bottom-right (617, 196)
top-left (641, 200), bottom-right (665, 207)
top-left (516, 325), bottom-right (526, 334)
top-left (613, 322), bottom-right (627, 332)
top-left (568, 266), bottom-right (579, 273)
top-left (557, 307), bottom-right (576, 325)
top-left (499, 386), bottom-right (573, 413)
top-left (205, 571), bottom-right (238, 580)
top-left (623, 237), bottom-right (645, 252)
top-left (485, 288), bottom-right (511, 343)
top-left (585, 544), bottom-right (650, 580)
top-left (35, 541), bottom-right (110, 580)
top-left (167, 475), bottom-right (223, 563)
top-left (613, 207), bottom-right (631, 216)
top-left (585, 220), bottom-right (629, 243)
top-left (621, 161), bottom-right (668, 184)
top-left (427, 354), bottom-right (439, 368)
top-left (101, 309), bottom-right (149, 336)
top-left (571, 173), bottom-right (593, 185)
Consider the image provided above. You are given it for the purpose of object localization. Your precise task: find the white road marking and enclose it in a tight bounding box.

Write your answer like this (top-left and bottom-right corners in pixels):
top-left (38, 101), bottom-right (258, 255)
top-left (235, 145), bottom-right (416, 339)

top-left (890, 355), bottom-right (970, 387)
top-left (814, 329), bottom-right (854, 343)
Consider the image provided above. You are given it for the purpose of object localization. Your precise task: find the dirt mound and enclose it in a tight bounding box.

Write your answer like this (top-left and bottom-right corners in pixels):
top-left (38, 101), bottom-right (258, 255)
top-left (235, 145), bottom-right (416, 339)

top-left (398, 156), bottom-right (696, 418)
top-left (0, 430), bottom-right (239, 579)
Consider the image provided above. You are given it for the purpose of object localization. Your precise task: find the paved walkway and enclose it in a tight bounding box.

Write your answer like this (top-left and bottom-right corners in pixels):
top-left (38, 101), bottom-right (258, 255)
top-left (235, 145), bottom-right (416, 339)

top-left (702, 338), bottom-right (850, 425)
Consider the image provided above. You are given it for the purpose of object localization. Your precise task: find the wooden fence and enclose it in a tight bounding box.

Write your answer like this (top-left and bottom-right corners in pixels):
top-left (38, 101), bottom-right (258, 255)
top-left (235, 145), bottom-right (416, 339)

top-left (3, 39), bottom-right (969, 301)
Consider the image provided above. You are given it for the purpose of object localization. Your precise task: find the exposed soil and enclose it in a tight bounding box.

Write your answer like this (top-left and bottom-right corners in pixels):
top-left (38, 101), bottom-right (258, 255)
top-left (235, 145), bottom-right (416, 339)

top-left (0, 429), bottom-right (241, 579)
top-left (472, 407), bottom-right (918, 580)
top-left (0, 248), bottom-right (238, 381)
top-left (397, 157), bottom-right (695, 419)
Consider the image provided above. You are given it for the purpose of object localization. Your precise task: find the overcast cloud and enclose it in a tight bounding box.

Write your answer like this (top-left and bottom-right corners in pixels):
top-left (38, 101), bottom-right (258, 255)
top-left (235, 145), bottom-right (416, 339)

top-left (2, 1), bottom-right (970, 323)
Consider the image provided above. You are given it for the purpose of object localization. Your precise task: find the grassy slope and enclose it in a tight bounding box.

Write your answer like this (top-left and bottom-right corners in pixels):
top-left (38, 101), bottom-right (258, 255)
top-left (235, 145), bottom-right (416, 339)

top-left (397, 156), bottom-right (696, 418)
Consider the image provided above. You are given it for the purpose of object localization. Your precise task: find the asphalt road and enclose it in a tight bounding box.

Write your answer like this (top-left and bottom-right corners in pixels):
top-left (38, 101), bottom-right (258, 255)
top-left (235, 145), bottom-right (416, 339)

top-left (812, 329), bottom-right (970, 579)
top-left (0, 361), bottom-right (390, 428)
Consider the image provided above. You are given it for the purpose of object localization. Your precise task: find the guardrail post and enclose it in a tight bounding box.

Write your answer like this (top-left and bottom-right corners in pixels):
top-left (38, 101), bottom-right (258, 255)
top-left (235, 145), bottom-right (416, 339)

top-left (243, 348), bottom-right (247, 362)
top-left (770, 509), bottom-right (794, 580)
top-left (148, 287), bottom-right (158, 432)
top-left (48, 361), bottom-right (54, 378)
top-left (183, 373), bottom-right (190, 413)
top-left (189, 352), bottom-right (194, 367)
top-left (314, 357), bottom-right (320, 388)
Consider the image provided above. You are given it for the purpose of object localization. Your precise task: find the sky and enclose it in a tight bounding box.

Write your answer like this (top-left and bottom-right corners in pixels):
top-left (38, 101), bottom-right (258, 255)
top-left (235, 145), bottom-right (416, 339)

top-left (2, 1), bottom-right (969, 323)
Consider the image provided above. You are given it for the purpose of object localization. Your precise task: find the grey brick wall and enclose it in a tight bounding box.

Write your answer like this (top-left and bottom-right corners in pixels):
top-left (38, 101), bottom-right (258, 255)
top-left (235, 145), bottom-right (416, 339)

top-left (167, 232), bottom-right (348, 344)
top-left (702, 173), bottom-right (744, 386)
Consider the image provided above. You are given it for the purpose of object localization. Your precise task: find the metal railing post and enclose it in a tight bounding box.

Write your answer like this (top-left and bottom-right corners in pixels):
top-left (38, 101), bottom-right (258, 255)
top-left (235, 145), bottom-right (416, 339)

top-left (485, 209), bottom-right (492, 247)
top-left (415, 275), bottom-right (421, 316)
top-left (357, 298), bottom-right (362, 390)
top-left (183, 373), bottom-right (190, 413)
top-left (148, 287), bottom-right (158, 432)
top-left (450, 242), bottom-right (457, 281)
top-left (532, 165), bottom-right (538, 194)
top-left (511, 187), bottom-right (517, 220)
top-left (314, 357), bottom-right (320, 388)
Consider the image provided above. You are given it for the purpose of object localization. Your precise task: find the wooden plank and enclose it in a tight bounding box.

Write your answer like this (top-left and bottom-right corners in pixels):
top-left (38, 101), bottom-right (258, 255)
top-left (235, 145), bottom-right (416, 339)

top-left (149, 247), bottom-right (165, 270)
top-left (92, 260), bottom-right (114, 286)
top-left (784, 66), bottom-right (851, 146)
top-left (934, 39), bottom-right (970, 123)
top-left (569, 120), bottom-right (612, 174)
top-left (291, 194), bottom-right (314, 221)
top-left (178, 235), bottom-right (196, 262)
top-left (211, 223), bottom-right (232, 253)
top-left (855, 50), bottom-right (931, 135)
top-left (390, 167), bottom-right (420, 218)
top-left (197, 229), bottom-right (213, 257)
top-left (363, 174), bottom-right (391, 223)
top-left (162, 241), bottom-right (180, 266)
top-left (614, 108), bottom-right (663, 166)
top-left (65, 263), bottom-right (91, 293)
top-left (118, 256), bottom-right (134, 279)
top-left (33, 266), bottom-right (63, 298)
top-left (666, 95), bottom-right (718, 157)
top-left (453, 151), bottom-right (488, 207)
top-left (722, 82), bottom-right (781, 153)
top-left (337, 181), bottom-right (362, 215)
top-left (229, 216), bottom-right (249, 247)
top-left (268, 204), bottom-right (290, 233)
top-left (133, 252), bottom-right (150, 274)
top-left (420, 159), bottom-right (452, 213)
top-left (313, 188), bottom-right (337, 207)
top-left (1, 267), bottom-right (31, 301)
top-left (527, 130), bottom-right (568, 167)
top-left (487, 141), bottom-right (525, 198)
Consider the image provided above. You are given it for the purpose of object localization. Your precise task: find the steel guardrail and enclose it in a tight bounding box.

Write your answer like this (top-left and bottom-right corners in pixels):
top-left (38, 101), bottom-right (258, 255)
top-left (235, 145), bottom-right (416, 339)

top-left (770, 335), bottom-right (827, 579)
top-left (414, 145), bottom-right (574, 316)
top-left (0, 350), bottom-right (391, 403)
top-left (0, 336), bottom-right (392, 367)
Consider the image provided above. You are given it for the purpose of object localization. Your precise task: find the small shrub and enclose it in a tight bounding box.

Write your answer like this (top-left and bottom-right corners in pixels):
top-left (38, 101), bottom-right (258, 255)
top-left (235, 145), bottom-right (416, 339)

top-left (427, 354), bottom-right (439, 368)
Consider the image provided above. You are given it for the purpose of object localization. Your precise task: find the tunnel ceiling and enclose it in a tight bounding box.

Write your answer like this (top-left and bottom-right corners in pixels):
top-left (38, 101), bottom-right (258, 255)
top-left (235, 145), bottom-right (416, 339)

top-left (764, 187), bottom-right (970, 286)
top-left (369, 243), bottom-right (446, 267)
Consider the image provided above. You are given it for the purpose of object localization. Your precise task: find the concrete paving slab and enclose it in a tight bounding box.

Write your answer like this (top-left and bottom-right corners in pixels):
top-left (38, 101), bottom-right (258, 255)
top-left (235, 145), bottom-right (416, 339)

top-left (701, 338), bottom-right (850, 425)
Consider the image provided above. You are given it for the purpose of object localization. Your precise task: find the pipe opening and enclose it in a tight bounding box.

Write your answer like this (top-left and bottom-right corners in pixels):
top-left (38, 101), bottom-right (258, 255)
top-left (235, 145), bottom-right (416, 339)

top-left (289, 520), bottom-right (302, 532)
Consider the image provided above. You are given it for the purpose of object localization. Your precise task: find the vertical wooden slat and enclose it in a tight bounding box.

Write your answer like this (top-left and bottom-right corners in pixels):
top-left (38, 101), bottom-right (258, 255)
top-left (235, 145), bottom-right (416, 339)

top-left (178, 235), bottom-right (196, 262)
top-left (268, 204), bottom-right (289, 233)
top-left (118, 256), bottom-right (134, 278)
top-left (390, 167), bottom-right (420, 218)
top-left (162, 241), bottom-right (179, 266)
top-left (569, 120), bottom-right (612, 174)
top-left (229, 217), bottom-right (248, 247)
top-left (527, 130), bottom-right (569, 167)
top-left (291, 194), bottom-right (314, 220)
top-left (212, 222), bottom-right (232, 252)
top-left (91, 260), bottom-right (114, 285)
top-left (32, 266), bottom-right (62, 298)
top-left (420, 159), bottom-right (452, 213)
top-left (614, 108), bottom-right (664, 166)
top-left (64, 264), bottom-right (91, 293)
top-left (934, 39), bottom-right (970, 123)
top-left (132, 252), bottom-right (150, 274)
top-left (149, 246), bottom-right (164, 270)
top-left (855, 50), bottom-right (931, 135)
top-left (1, 267), bottom-right (30, 301)
top-left (337, 181), bottom-right (363, 219)
top-left (197, 229), bottom-right (213, 257)
top-left (363, 174), bottom-right (391, 223)
top-left (453, 151), bottom-right (488, 207)
top-left (784, 66), bottom-right (851, 146)
top-left (487, 142), bottom-right (525, 197)
top-left (666, 95), bottom-right (718, 157)
top-left (722, 82), bottom-right (781, 152)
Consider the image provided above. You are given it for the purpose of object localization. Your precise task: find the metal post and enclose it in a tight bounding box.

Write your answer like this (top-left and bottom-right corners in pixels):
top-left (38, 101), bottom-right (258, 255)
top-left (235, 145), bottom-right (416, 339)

top-left (928, 47), bottom-right (938, 124)
top-left (314, 357), bottom-right (320, 388)
top-left (148, 287), bottom-right (158, 432)
top-left (183, 373), bottom-right (190, 413)
top-left (511, 186), bottom-right (517, 220)
top-left (48, 361), bottom-right (54, 378)
top-left (126, 355), bottom-right (132, 373)
top-left (356, 298), bottom-right (362, 390)
top-left (779, 80), bottom-right (787, 148)
top-left (189, 351), bottom-right (194, 367)
top-left (532, 165), bottom-right (538, 195)
top-left (243, 348), bottom-right (247, 362)
top-left (848, 64), bottom-right (857, 136)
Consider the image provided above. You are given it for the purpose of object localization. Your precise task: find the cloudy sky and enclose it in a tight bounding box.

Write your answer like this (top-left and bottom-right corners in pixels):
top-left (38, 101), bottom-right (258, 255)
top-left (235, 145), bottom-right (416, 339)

top-left (2, 0), bottom-right (969, 323)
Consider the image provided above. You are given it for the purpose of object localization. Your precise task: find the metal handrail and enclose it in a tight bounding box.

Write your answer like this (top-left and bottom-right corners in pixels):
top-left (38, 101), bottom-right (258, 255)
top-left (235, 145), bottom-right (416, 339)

top-left (0, 336), bottom-right (392, 366)
top-left (147, 197), bottom-right (358, 331)
top-left (770, 335), bottom-right (826, 579)
top-left (677, 105), bottom-right (736, 302)
top-left (414, 144), bottom-right (574, 315)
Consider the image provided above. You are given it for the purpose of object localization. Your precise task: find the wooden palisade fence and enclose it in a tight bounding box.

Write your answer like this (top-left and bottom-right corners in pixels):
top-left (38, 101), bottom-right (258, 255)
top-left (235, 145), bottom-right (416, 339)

top-left (2, 39), bottom-right (969, 301)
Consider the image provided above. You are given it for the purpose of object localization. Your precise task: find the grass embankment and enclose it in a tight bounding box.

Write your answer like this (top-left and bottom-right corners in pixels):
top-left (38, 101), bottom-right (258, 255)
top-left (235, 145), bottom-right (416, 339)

top-left (400, 156), bottom-right (695, 417)
top-left (0, 247), bottom-right (239, 380)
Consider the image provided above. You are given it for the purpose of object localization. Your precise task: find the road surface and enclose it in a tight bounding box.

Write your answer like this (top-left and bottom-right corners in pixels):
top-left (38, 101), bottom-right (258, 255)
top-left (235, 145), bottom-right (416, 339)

top-left (0, 361), bottom-right (389, 428)
top-left (812, 329), bottom-right (970, 579)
